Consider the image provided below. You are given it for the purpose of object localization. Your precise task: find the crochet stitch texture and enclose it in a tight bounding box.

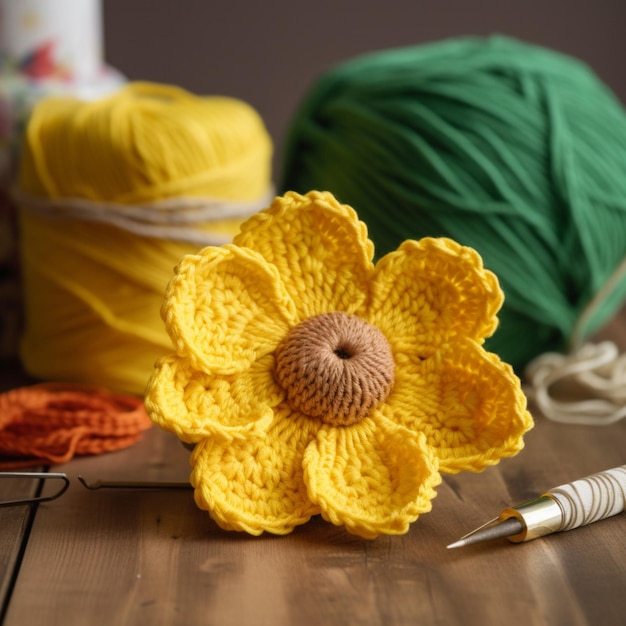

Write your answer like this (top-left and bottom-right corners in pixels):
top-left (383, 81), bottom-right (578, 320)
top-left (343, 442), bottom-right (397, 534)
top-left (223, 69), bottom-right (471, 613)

top-left (146, 190), bottom-right (533, 539)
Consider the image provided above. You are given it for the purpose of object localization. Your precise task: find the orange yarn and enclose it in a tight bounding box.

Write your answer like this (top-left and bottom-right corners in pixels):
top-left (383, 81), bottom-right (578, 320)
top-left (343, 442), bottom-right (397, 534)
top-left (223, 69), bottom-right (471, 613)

top-left (0, 383), bottom-right (152, 469)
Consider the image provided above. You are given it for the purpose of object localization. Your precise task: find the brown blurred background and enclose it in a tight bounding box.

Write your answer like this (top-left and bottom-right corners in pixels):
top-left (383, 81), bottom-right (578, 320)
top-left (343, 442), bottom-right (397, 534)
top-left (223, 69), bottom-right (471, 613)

top-left (102, 0), bottom-right (626, 175)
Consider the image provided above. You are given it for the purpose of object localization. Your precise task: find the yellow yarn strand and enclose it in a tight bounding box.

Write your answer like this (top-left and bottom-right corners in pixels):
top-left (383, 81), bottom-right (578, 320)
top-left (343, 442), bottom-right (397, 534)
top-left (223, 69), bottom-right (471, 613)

top-left (17, 82), bottom-right (273, 395)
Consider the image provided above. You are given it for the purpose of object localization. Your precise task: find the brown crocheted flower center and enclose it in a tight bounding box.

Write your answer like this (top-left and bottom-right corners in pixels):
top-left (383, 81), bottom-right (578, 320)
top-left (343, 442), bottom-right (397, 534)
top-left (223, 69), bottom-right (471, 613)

top-left (273, 312), bottom-right (395, 426)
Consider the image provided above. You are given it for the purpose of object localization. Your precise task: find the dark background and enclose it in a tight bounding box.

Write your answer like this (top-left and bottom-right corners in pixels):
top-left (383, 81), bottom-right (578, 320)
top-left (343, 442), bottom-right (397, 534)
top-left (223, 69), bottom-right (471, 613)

top-left (103, 0), bottom-right (625, 177)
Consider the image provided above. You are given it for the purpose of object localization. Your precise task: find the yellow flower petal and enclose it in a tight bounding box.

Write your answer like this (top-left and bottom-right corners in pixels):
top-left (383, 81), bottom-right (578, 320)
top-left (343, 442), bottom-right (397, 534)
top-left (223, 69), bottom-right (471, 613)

top-left (145, 354), bottom-right (280, 443)
top-left (147, 190), bottom-right (533, 538)
top-left (234, 191), bottom-right (375, 318)
top-left (303, 418), bottom-right (441, 539)
top-left (163, 245), bottom-right (297, 374)
top-left (365, 238), bottom-right (503, 357)
top-left (190, 407), bottom-right (322, 535)
top-left (386, 338), bottom-right (533, 474)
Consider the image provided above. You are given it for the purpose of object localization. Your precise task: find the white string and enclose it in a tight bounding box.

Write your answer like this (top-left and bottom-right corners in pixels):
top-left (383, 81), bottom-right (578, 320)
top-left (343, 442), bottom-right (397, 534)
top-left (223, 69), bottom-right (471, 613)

top-left (524, 341), bottom-right (626, 425)
top-left (13, 186), bottom-right (276, 245)
top-left (524, 254), bottom-right (626, 426)
top-left (568, 257), bottom-right (626, 353)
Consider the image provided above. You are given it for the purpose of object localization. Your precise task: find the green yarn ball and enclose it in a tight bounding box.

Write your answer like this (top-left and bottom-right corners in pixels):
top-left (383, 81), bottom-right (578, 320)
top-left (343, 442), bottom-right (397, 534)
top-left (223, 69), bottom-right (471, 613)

top-left (281, 35), bottom-right (626, 372)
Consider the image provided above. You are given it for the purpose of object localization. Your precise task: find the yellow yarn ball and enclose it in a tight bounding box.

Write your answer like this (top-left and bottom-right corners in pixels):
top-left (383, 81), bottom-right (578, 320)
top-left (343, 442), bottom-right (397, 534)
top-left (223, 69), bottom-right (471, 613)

top-left (17, 81), bottom-right (273, 395)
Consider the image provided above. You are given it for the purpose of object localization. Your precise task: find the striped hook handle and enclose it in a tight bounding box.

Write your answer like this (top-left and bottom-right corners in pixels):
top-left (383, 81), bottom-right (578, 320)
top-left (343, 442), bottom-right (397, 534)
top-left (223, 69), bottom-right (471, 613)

top-left (547, 465), bottom-right (626, 532)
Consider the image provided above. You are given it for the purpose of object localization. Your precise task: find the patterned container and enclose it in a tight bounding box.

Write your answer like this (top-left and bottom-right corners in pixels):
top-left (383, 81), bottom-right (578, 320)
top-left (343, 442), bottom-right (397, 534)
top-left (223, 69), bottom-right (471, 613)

top-left (0, 0), bottom-right (124, 360)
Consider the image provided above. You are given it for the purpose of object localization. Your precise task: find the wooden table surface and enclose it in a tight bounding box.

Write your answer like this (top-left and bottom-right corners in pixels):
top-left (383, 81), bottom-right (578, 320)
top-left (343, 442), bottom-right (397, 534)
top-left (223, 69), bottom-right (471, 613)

top-left (1, 315), bottom-right (625, 626)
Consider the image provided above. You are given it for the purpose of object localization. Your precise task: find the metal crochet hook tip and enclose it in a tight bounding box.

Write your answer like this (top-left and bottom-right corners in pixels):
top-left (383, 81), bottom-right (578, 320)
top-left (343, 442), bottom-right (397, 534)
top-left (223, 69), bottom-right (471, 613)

top-left (78, 475), bottom-right (192, 491)
top-left (447, 517), bottom-right (525, 549)
top-left (0, 472), bottom-right (70, 508)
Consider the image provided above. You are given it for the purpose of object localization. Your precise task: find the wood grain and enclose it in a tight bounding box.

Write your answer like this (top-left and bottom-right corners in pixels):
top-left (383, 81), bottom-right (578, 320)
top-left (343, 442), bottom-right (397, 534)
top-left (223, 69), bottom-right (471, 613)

top-left (2, 406), bottom-right (624, 626)
top-left (0, 360), bottom-right (40, 622)
top-left (0, 475), bottom-right (39, 623)
top-left (2, 312), bottom-right (626, 626)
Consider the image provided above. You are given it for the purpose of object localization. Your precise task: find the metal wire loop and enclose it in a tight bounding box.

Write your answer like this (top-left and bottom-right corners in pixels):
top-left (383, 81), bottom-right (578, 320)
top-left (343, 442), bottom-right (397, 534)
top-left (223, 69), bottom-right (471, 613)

top-left (0, 472), bottom-right (70, 508)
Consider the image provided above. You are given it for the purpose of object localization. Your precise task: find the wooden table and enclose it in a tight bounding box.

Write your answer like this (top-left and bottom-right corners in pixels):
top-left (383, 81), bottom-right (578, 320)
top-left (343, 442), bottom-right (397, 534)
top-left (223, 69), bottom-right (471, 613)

top-left (1, 318), bottom-right (625, 626)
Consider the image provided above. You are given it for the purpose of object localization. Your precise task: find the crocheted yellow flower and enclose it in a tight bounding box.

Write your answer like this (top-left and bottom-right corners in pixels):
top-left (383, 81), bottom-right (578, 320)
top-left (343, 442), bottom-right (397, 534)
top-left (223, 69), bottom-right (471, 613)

top-left (146, 190), bottom-right (533, 539)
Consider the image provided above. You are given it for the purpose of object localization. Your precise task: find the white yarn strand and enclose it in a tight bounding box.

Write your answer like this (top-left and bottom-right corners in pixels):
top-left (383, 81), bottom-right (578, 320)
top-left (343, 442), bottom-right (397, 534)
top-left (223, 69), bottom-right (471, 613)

top-left (13, 186), bottom-right (276, 245)
top-left (524, 341), bottom-right (626, 425)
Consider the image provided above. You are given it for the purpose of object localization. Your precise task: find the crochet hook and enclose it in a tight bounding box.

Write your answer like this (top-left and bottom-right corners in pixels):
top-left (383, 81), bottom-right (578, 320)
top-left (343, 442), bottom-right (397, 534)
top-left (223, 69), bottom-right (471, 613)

top-left (78, 475), bottom-right (192, 490)
top-left (447, 465), bottom-right (626, 549)
top-left (0, 472), bottom-right (70, 507)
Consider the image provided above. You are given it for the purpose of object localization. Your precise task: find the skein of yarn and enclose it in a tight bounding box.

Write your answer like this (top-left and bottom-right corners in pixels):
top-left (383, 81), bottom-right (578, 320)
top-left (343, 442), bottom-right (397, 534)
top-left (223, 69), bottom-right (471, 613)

top-left (0, 382), bottom-right (152, 469)
top-left (0, 0), bottom-right (124, 360)
top-left (281, 36), bottom-right (626, 372)
top-left (17, 81), bottom-right (273, 395)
